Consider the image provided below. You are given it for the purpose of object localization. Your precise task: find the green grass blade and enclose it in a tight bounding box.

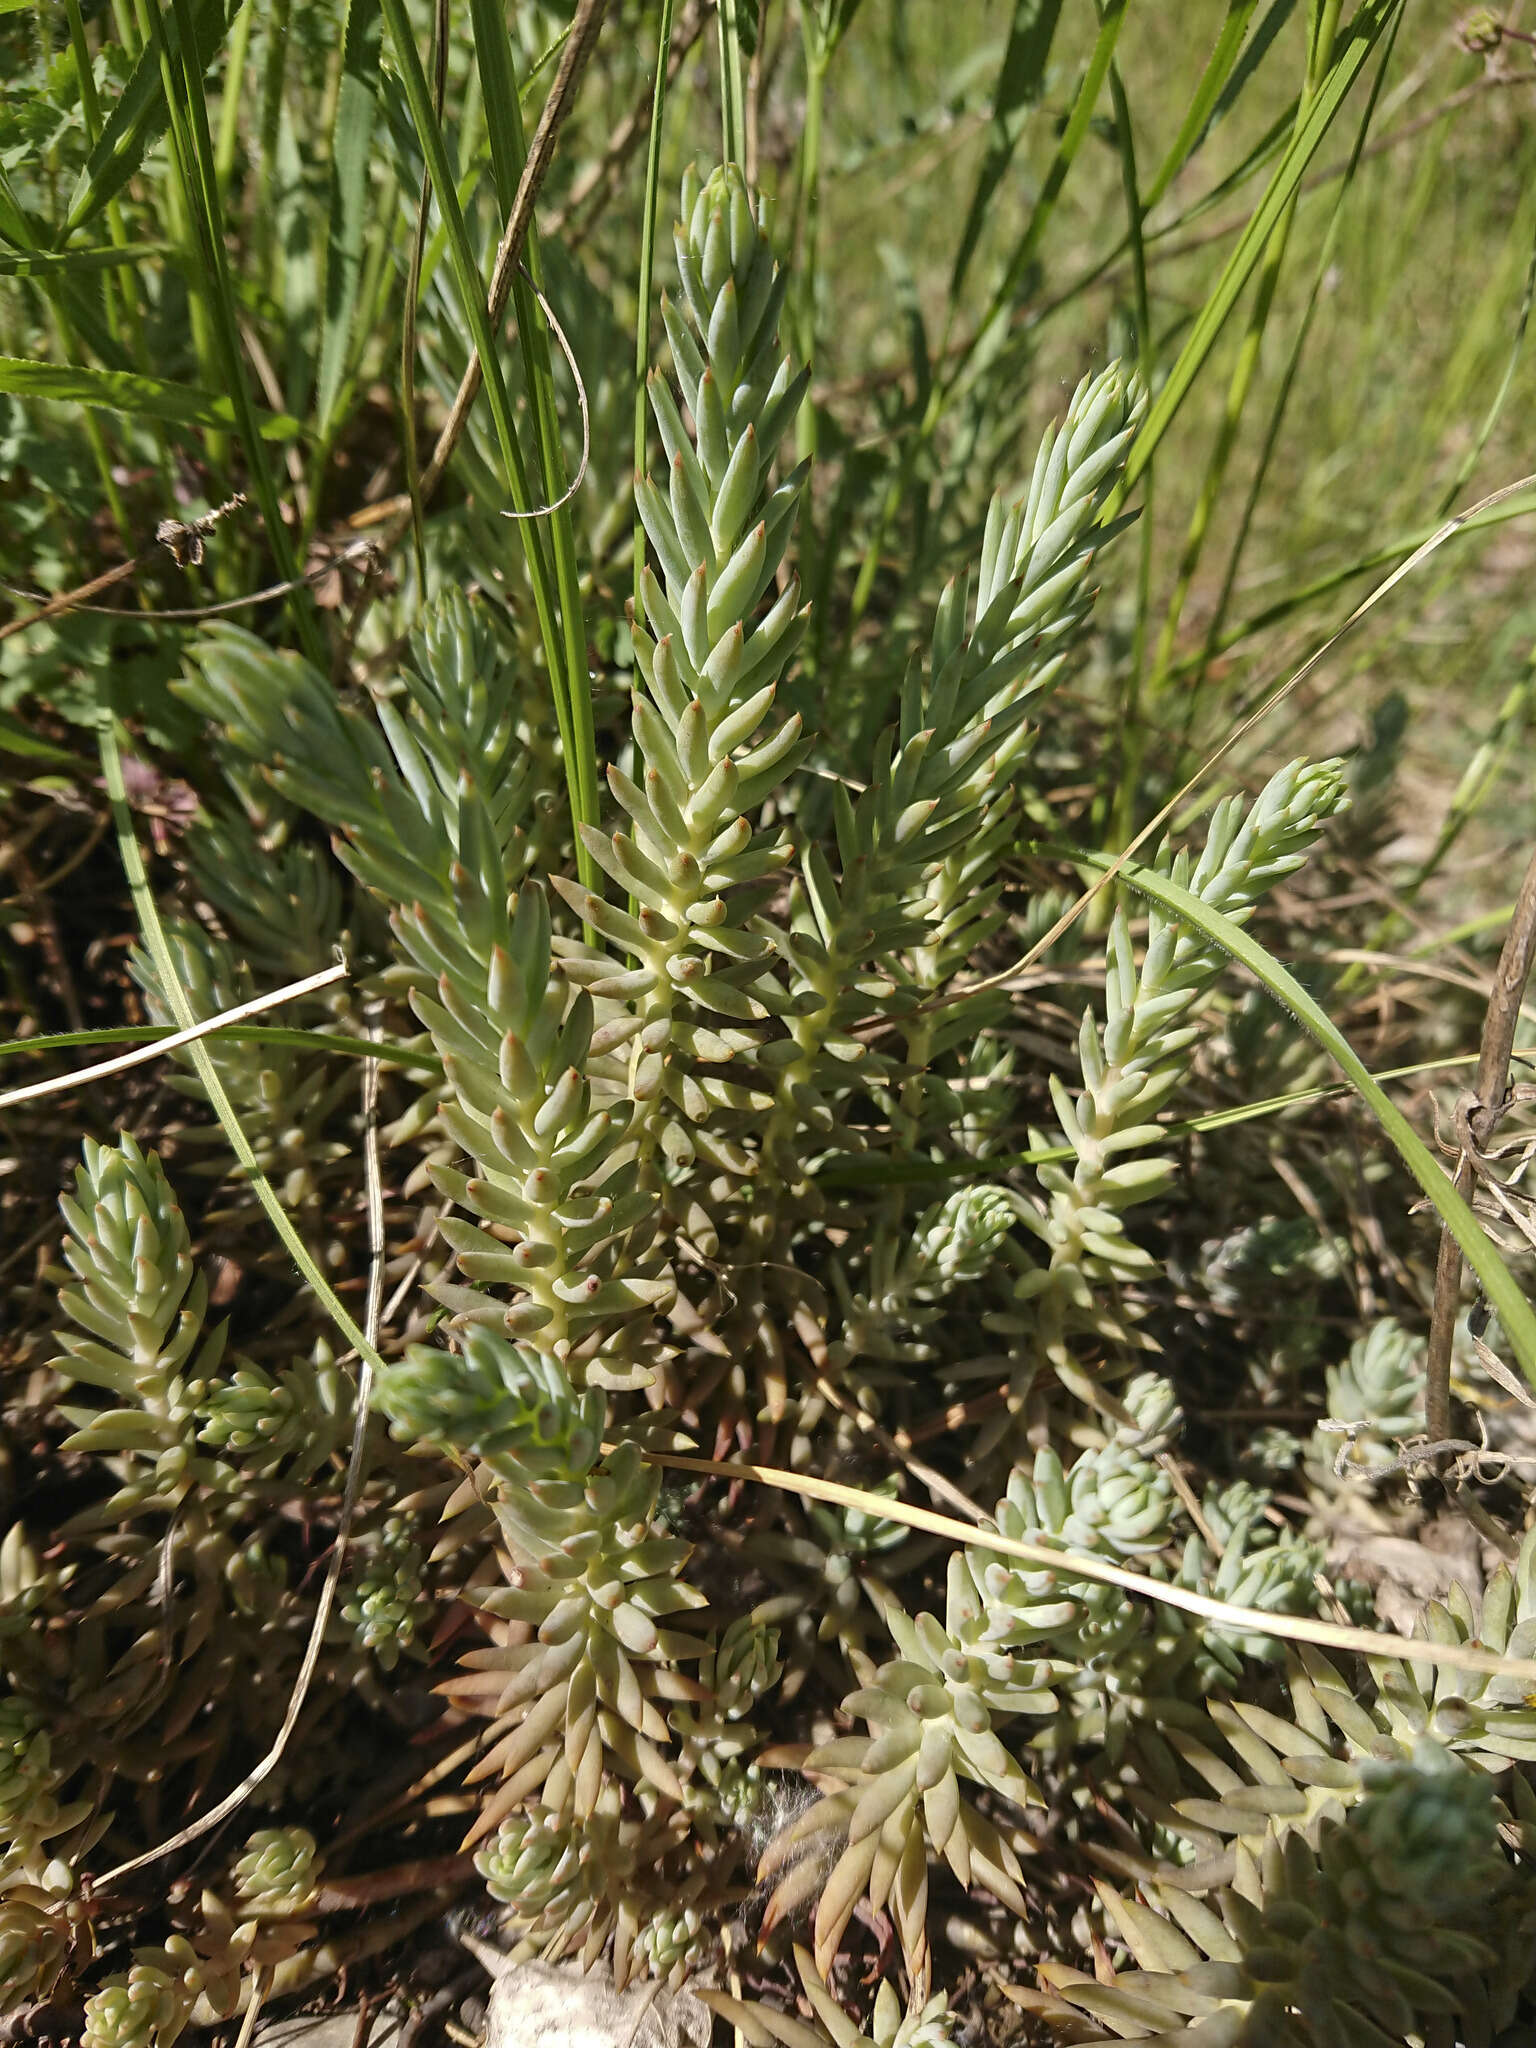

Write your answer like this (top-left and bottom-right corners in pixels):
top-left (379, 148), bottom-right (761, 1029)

top-left (1166, 484), bottom-right (1536, 686)
top-left (1066, 840), bottom-right (1536, 1385)
top-left (950, 0), bottom-right (1064, 299)
top-left (1105, 44), bottom-right (1155, 852)
top-left (97, 713), bottom-right (385, 1375)
top-left (1207, 0), bottom-right (1301, 129)
top-left (1191, 1), bottom-right (1402, 702)
top-left (716, 0), bottom-right (749, 168)
top-left (1116, 0), bottom-right (1396, 500)
top-left (0, 167), bottom-right (39, 248)
top-left (469, 0), bottom-right (522, 211)
top-left (379, 0), bottom-right (597, 887)
top-left (1136, 2), bottom-right (1354, 749)
top-left (1433, 214), bottom-right (1536, 521)
top-left (213, 0), bottom-right (253, 193)
top-left (141, 0), bottom-right (325, 661)
top-left (0, 1023), bottom-right (443, 1073)
top-left (0, 243), bottom-right (174, 278)
top-left (467, 0), bottom-right (599, 889)
top-left (62, 0), bottom-right (238, 239)
top-left (0, 355), bottom-right (299, 436)
top-left (634, 0), bottom-right (678, 615)
top-left (1142, 0), bottom-right (1263, 208)
top-left (317, 0), bottom-right (383, 436)
top-left (952, 0), bottom-right (1127, 384)
top-left (0, 714), bottom-right (85, 763)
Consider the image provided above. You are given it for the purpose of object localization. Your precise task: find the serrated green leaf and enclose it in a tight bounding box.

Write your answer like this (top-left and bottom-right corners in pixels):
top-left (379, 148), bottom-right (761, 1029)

top-left (0, 355), bottom-right (300, 438)
top-left (63, 0), bottom-right (240, 238)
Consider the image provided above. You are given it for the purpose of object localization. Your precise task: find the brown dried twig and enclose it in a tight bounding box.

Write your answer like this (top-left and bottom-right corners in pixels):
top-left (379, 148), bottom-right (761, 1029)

top-left (1424, 842), bottom-right (1536, 1459)
top-left (544, 0), bottom-right (709, 250)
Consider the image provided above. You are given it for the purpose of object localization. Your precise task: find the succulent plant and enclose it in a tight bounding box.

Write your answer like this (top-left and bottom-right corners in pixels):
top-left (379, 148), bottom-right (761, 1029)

top-left (0, 1695), bottom-right (91, 1893)
top-left (373, 1325), bottom-right (605, 1481)
top-left (476, 1808), bottom-right (584, 1915)
top-left (441, 1442), bottom-right (707, 1829)
top-left (231, 1825), bottom-right (322, 1919)
top-left (761, 1585), bottom-right (1045, 1980)
top-left (958, 1451), bottom-right (1143, 1667)
top-left (1315, 1317), bottom-right (1425, 1477)
top-left (22, 119), bottom-right (1438, 2047)
top-left (629, 1902), bottom-right (712, 1987)
top-left (341, 1518), bottom-right (426, 1670)
top-left (0, 1894), bottom-right (68, 2008)
top-left (1040, 1739), bottom-right (1522, 2048)
top-left (471, 1783), bottom-right (706, 1988)
top-left (981, 758), bottom-right (1352, 1447)
top-left (81, 1963), bottom-right (194, 2048)
top-left (1113, 1371), bottom-right (1185, 1455)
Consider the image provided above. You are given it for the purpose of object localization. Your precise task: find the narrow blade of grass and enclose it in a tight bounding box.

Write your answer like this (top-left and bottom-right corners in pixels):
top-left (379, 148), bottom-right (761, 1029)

top-left (0, 243), bottom-right (174, 278)
top-left (143, 0), bottom-right (325, 661)
top-left (1188, 0), bottom-right (1403, 707)
top-left (97, 711), bottom-right (384, 1372)
top-left (952, 0), bottom-right (1128, 383)
top-left (379, 0), bottom-right (599, 889)
top-left (817, 1046), bottom-right (1525, 1188)
top-left (634, 0), bottom-right (679, 615)
top-left (1142, 0), bottom-right (1264, 208)
top-left (1202, 0), bottom-right (1302, 146)
top-left (0, 1023), bottom-right (443, 1075)
top-left (317, 0), bottom-right (383, 436)
top-left (0, 713), bottom-right (84, 763)
top-left (468, 0), bottom-right (600, 881)
top-left (1434, 211), bottom-right (1536, 521)
top-left (949, 0), bottom-right (1065, 299)
top-left (1116, 0), bottom-right (1398, 499)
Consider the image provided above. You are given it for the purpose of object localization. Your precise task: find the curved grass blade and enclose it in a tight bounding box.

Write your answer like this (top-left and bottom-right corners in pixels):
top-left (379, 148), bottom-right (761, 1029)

top-left (1064, 839), bottom-right (1536, 1385)
top-left (98, 712), bottom-right (385, 1375)
top-left (651, 1447), bottom-right (1536, 1683)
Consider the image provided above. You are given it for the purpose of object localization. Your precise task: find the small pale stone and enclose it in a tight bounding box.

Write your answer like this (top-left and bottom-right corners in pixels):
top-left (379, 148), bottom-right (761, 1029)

top-left (485, 1960), bottom-right (712, 2048)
